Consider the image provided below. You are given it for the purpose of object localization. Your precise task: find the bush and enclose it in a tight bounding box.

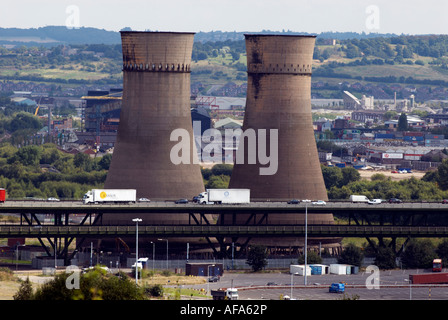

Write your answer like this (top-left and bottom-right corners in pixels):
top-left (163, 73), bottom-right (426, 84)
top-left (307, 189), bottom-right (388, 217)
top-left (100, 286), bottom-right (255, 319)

top-left (145, 284), bottom-right (164, 297)
top-left (338, 243), bottom-right (364, 267)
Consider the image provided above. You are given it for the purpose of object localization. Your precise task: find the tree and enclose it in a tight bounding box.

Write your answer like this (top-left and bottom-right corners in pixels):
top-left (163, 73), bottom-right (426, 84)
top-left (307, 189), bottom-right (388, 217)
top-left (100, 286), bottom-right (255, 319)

top-left (23, 267), bottom-right (145, 300)
top-left (321, 166), bottom-right (343, 189)
top-left (246, 245), bottom-right (268, 272)
top-left (436, 159), bottom-right (448, 190)
top-left (401, 239), bottom-right (437, 269)
top-left (338, 243), bottom-right (364, 267)
top-left (298, 251), bottom-right (322, 264)
top-left (374, 247), bottom-right (396, 270)
top-left (398, 113), bottom-right (408, 131)
top-left (436, 239), bottom-right (448, 267)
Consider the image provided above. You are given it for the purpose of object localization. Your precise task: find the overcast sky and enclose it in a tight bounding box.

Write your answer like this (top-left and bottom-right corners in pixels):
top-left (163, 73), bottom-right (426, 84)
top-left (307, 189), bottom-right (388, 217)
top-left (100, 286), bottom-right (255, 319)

top-left (1, 0), bottom-right (447, 35)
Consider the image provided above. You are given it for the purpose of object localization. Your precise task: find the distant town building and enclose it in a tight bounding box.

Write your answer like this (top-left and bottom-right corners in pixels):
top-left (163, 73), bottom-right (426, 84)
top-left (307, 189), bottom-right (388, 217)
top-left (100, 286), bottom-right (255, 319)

top-left (343, 91), bottom-right (374, 110)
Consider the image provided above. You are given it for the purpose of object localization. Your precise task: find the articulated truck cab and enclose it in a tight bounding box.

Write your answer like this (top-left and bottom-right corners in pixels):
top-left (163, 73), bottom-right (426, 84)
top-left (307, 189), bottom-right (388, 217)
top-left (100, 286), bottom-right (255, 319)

top-left (433, 259), bottom-right (443, 272)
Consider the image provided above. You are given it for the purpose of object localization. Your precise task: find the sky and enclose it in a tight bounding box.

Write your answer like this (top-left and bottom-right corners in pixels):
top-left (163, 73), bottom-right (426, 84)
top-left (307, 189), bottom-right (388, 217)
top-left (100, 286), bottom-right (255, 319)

top-left (1, 0), bottom-right (447, 35)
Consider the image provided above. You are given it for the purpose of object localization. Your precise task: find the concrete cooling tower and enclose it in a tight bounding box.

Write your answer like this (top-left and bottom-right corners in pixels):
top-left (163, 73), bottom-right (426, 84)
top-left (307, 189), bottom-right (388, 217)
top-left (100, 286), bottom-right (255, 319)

top-left (226, 34), bottom-right (340, 249)
top-left (103, 31), bottom-right (205, 226)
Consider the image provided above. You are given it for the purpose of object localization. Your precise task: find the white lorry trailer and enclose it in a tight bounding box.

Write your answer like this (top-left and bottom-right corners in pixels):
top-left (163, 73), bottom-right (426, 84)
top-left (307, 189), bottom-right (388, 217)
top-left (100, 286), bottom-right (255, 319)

top-left (197, 189), bottom-right (250, 204)
top-left (83, 189), bottom-right (137, 204)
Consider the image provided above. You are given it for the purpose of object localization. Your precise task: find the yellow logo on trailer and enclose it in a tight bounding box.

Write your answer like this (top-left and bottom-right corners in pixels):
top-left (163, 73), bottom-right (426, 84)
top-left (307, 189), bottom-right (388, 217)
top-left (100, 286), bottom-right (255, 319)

top-left (100, 191), bottom-right (107, 199)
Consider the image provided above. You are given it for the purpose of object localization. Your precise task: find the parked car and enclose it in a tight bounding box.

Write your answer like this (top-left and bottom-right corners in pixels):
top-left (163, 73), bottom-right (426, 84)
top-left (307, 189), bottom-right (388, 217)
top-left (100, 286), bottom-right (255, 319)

top-left (175, 198), bottom-right (188, 204)
top-left (389, 198), bottom-right (402, 204)
top-left (208, 275), bottom-right (220, 282)
top-left (47, 197), bottom-right (60, 201)
top-left (368, 199), bottom-right (382, 205)
top-left (287, 199), bottom-right (300, 204)
top-left (138, 198), bottom-right (150, 202)
top-left (312, 200), bottom-right (326, 205)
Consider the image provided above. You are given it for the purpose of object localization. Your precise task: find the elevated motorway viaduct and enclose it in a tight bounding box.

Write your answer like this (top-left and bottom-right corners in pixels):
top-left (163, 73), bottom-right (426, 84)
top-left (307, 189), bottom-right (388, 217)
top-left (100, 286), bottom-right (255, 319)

top-left (1, 200), bottom-right (448, 216)
top-left (2, 200), bottom-right (448, 262)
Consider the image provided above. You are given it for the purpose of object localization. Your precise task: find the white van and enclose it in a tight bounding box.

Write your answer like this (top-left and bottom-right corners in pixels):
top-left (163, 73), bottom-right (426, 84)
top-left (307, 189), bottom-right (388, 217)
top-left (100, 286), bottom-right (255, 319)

top-left (349, 195), bottom-right (369, 203)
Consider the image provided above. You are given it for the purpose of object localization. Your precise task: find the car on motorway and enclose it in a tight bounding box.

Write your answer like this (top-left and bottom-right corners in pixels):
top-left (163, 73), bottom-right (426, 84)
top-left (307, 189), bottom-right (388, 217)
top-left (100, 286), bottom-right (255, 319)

top-left (368, 199), bottom-right (382, 205)
top-left (302, 199), bottom-right (311, 203)
top-left (312, 200), bottom-right (326, 205)
top-left (175, 198), bottom-right (189, 204)
top-left (138, 198), bottom-right (150, 202)
top-left (388, 198), bottom-right (403, 204)
top-left (287, 199), bottom-right (301, 204)
top-left (47, 197), bottom-right (60, 201)
top-left (443, 199), bottom-right (448, 204)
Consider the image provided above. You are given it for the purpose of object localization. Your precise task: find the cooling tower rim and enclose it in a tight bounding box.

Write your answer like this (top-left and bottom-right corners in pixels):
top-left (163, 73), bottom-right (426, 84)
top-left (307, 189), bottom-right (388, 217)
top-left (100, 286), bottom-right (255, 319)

top-left (244, 33), bottom-right (317, 38)
top-left (120, 31), bottom-right (195, 35)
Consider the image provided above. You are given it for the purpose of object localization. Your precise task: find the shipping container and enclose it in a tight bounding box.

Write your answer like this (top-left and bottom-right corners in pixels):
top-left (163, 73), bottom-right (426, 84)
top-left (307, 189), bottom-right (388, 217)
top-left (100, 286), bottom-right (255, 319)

top-left (404, 132), bottom-right (425, 137)
top-left (404, 136), bottom-right (424, 141)
top-left (310, 264), bottom-right (329, 275)
top-left (290, 265), bottom-right (311, 276)
top-left (409, 272), bottom-right (448, 284)
top-left (0, 188), bottom-right (5, 202)
top-left (330, 264), bottom-right (350, 275)
top-left (375, 133), bottom-right (395, 139)
top-left (186, 263), bottom-right (223, 277)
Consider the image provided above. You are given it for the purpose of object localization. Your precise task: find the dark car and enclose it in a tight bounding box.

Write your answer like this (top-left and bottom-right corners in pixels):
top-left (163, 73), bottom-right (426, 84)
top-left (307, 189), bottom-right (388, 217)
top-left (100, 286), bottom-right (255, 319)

top-left (175, 198), bottom-right (188, 204)
top-left (287, 199), bottom-right (300, 204)
top-left (389, 198), bottom-right (402, 204)
top-left (208, 275), bottom-right (220, 282)
top-left (443, 199), bottom-right (448, 204)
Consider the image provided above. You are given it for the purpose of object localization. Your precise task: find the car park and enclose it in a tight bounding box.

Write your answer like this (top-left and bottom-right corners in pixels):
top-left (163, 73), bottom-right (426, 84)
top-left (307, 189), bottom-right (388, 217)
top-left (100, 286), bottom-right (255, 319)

top-left (287, 199), bottom-right (300, 204)
top-left (175, 198), bottom-right (188, 204)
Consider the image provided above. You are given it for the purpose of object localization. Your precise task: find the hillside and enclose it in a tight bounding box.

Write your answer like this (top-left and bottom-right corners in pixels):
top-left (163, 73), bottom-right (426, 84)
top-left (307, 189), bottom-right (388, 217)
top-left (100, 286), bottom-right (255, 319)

top-left (1, 27), bottom-right (448, 101)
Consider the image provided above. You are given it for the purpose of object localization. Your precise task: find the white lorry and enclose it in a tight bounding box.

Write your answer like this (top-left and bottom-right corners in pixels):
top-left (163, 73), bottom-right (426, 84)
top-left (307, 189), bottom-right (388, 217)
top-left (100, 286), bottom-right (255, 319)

top-left (197, 189), bottom-right (250, 205)
top-left (83, 189), bottom-right (137, 204)
top-left (211, 288), bottom-right (239, 300)
top-left (349, 195), bottom-right (369, 203)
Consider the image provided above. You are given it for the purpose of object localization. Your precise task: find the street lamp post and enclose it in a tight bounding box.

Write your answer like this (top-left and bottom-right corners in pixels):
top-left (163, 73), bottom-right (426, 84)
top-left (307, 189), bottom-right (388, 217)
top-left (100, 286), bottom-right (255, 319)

top-left (290, 272), bottom-right (298, 300)
top-left (304, 203), bottom-right (308, 286)
top-left (132, 218), bottom-right (142, 285)
top-left (150, 241), bottom-right (155, 272)
top-left (207, 264), bottom-right (215, 299)
top-left (158, 238), bottom-right (169, 270)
